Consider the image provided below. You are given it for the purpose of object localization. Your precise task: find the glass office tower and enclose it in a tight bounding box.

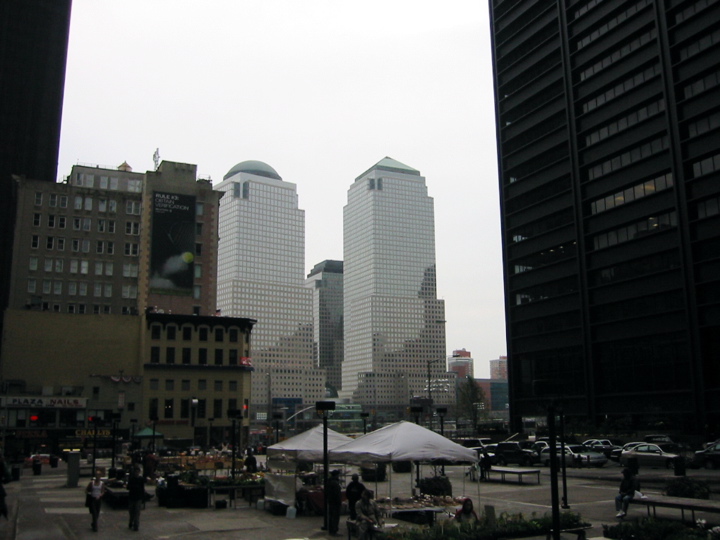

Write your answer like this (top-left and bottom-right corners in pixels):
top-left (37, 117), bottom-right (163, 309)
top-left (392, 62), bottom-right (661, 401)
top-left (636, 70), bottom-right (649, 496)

top-left (343, 157), bottom-right (447, 410)
top-left (489, 0), bottom-right (720, 435)
top-left (305, 260), bottom-right (344, 394)
top-left (216, 161), bottom-right (323, 415)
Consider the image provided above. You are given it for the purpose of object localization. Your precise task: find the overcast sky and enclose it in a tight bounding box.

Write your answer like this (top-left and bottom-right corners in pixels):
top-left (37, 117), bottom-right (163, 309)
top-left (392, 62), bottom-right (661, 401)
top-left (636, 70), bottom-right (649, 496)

top-left (57, 1), bottom-right (505, 377)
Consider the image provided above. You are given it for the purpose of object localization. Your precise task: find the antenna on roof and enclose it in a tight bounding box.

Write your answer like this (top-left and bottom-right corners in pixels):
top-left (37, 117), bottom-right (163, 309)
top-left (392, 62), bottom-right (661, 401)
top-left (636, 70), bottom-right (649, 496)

top-left (153, 148), bottom-right (160, 170)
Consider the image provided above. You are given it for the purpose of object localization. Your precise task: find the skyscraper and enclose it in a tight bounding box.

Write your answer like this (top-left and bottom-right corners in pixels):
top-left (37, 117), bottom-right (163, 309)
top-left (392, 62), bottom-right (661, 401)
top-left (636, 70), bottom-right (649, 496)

top-left (489, 0), bottom-right (720, 435)
top-left (0, 0), bottom-right (73, 341)
top-left (343, 157), bottom-right (448, 409)
top-left (216, 161), bottom-right (323, 415)
top-left (306, 260), bottom-right (344, 394)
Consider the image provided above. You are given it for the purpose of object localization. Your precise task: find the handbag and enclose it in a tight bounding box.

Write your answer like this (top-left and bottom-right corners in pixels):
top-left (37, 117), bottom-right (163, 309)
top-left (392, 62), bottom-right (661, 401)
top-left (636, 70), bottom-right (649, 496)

top-left (85, 494), bottom-right (93, 508)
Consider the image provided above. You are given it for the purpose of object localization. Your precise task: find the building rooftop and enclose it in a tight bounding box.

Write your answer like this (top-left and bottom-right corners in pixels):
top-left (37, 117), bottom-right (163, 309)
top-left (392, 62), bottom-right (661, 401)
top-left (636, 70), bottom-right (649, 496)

top-left (224, 160), bottom-right (282, 181)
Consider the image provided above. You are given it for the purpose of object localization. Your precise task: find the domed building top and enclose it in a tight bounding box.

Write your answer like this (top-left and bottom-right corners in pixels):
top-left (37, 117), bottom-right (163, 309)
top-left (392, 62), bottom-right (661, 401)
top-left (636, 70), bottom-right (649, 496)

top-left (223, 160), bottom-right (282, 181)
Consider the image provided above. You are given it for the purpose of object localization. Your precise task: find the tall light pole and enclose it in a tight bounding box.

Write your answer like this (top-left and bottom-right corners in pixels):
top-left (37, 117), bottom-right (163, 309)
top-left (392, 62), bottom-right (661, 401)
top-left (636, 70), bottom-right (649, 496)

top-left (316, 401), bottom-right (335, 532)
top-left (228, 408), bottom-right (241, 480)
top-left (437, 407), bottom-right (447, 475)
top-left (190, 398), bottom-right (198, 447)
top-left (207, 418), bottom-right (214, 448)
top-left (360, 412), bottom-right (369, 434)
top-left (427, 358), bottom-right (442, 430)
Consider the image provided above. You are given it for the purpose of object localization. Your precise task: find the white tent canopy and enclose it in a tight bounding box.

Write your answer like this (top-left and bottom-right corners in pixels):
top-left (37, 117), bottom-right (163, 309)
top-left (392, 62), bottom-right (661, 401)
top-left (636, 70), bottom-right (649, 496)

top-left (329, 421), bottom-right (478, 464)
top-left (266, 424), bottom-right (353, 463)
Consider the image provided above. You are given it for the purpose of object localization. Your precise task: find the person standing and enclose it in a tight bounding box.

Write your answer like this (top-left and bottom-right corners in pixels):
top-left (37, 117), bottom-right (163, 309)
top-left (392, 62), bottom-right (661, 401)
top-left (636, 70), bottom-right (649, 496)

top-left (355, 489), bottom-right (383, 540)
top-left (454, 498), bottom-right (479, 523)
top-left (326, 469), bottom-right (343, 536)
top-left (615, 468), bottom-right (639, 518)
top-left (345, 473), bottom-right (366, 520)
top-left (86, 469), bottom-right (106, 532)
top-left (127, 466), bottom-right (146, 531)
top-left (244, 450), bottom-right (257, 473)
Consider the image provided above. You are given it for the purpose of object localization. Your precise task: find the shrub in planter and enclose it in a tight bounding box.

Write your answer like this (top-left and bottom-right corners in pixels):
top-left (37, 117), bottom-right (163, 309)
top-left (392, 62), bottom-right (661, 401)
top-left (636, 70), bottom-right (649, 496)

top-left (602, 517), bottom-right (706, 539)
top-left (664, 477), bottom-right (710, 499)
top-left (418, 476), bottom-right (451, 497)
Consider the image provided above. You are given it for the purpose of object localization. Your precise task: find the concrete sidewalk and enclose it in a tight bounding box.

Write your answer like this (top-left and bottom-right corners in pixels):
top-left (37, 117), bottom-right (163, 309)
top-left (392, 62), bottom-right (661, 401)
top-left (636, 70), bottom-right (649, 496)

top-left (1, 458), bottom-right (717, 539)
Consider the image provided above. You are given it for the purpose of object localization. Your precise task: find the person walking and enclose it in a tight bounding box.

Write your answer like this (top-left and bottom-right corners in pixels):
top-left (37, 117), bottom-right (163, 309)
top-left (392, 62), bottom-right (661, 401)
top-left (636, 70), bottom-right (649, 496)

top-left (326, 469), bottom-right (343, 536)
top-left (355, 489), bottom-right (383, 540)
top-left (127, 465), bottom-right (146, 531)
top-left (615, 468), bottom-right (639, 518)
top-left (86, 469), bottom-right (106, 531)
top-left (345, 473), bottom-right (366, 520)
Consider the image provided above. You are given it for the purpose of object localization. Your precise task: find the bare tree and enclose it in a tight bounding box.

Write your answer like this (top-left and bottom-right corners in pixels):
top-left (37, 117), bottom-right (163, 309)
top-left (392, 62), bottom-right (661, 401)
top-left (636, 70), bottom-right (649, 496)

top-left (456, 375), bottom-right (486, 432)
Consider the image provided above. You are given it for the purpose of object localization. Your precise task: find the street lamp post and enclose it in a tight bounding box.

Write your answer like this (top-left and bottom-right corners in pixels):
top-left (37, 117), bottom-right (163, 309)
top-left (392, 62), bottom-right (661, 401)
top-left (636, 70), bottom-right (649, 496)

top-left (360, 412), bottom-right (369, 434)
top-left (316, 401), bottom-right (336, 532)
top-left (190, 398), bottom-right (198, 448)
top-left (436, 407), bottom-right (447, 475)
top-left (228, 408), bottom-right (241, 480)
top-left (150, 415), bottom-right (158, 454)
top-left (207, 418), bottom-right (214, 448)
top-left (272, 412), bottom-right (283, 444)
top-left (410, 405), bottom-right (423, 487)
top-left (130, 419), bottom-right (137, 451)
top-left (426, 358), bottom-right (442, 430)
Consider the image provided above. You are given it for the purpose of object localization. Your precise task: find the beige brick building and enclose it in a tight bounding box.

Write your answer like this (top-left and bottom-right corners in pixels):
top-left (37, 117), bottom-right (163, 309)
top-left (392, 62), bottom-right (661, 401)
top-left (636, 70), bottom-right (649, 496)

top-left (1, 161), bottom-right (255, 456)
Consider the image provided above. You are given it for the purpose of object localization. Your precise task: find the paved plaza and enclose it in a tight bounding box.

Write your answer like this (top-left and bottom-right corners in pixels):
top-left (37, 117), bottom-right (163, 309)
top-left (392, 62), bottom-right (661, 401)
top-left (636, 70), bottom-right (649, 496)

top-left (0, 458), bottom-right (717, 539)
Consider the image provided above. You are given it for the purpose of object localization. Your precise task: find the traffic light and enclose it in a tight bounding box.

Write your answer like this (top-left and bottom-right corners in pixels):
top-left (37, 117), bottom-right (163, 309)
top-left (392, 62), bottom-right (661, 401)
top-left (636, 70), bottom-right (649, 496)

top-left (29, 415), bottom-right (39, 423)
top-left (243, 399), bottom-right (249, 418)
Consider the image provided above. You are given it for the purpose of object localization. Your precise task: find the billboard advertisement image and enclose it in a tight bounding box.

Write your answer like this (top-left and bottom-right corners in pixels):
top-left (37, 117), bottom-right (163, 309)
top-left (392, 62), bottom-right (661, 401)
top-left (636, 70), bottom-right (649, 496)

top-left (150, 192), bottom-right (196, 295)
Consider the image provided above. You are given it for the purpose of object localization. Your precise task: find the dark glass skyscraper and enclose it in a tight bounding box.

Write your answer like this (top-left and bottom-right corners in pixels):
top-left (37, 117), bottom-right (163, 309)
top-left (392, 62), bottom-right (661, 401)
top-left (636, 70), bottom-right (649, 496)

top-left (489, 0), bottom-right (719, 435)
top-left (0, 0), bottom-right (73, 330)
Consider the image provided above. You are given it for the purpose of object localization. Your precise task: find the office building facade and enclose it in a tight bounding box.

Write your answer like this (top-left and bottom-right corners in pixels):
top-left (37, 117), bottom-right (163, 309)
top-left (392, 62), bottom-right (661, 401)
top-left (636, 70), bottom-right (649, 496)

top-left (343, 157), bottom-right (449, 407)
top-left (216, 161), bottom-right (323, 416)
top-left (2, 160), bottom-right (254, 452)
top-left (0, 0), bottom-right (73, 340)
top-left (489, 0), bottom-right (720, 434)
top-left (306, 260), bottom-right (344, 394)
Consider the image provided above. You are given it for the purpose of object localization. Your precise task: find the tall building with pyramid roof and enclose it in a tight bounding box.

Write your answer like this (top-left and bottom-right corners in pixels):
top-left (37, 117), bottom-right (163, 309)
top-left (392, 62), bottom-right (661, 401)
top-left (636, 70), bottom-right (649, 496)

top-left (342, 157), bottom-right (451, 415)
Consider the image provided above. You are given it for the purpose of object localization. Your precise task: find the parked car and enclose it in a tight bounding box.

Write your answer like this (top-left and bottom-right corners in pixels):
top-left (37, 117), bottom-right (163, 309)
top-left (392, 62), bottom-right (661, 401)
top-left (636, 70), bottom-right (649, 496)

top-left (540, 445), bottom-right (607, 468)
top-left (644, 434), bottom-right (674, 444)
top-left (582, 439), bottom-right (621, 458)
top-left (454, 438), bottom-right (493, 448)
top-left (610, 442), bottom-right (643, 462)
top-left (619, 443), bottom-right (681, 469)
top-left (692, 440), bottom-right (720, 469)
top-left (493, 441), bottom-right (539, 466)
top-left (468, 447), bottom-right (498, 464)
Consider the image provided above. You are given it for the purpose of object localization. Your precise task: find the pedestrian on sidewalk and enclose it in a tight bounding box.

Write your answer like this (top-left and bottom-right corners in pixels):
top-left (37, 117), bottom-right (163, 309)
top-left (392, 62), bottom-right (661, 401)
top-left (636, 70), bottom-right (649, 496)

top-left (615, 468), bottom-right (639, 518)
top-left (86, 469), bottom-right (106, 532)
top-left (127, 465), bottom-right (146, 531)
top-left (345, 473), bottom-right (366, 520)
top-left (326, 469), bottom-right (342, 536)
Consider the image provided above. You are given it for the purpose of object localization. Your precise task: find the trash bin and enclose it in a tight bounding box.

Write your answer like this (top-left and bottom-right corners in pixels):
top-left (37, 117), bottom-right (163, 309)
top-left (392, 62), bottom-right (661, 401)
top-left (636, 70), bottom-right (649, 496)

top-left (674, 456), bottom-right (686, 476)
top-left (627, 457), bottom-right (639, 475)
top-left (32, 458), bottom-right (42, 476)
top-left (49, 455), bottom-right (59, 468)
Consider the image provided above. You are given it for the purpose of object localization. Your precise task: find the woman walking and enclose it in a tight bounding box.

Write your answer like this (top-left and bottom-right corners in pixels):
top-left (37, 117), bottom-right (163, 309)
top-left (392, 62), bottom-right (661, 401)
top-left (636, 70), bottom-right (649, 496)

top-left (86, 469), bottom-right (106, 531)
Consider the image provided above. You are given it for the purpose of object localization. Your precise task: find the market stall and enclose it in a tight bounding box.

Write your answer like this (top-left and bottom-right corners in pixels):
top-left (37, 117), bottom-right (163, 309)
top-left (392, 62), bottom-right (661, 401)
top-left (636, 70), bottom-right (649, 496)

top-left (264, 425), bottom-right (353, 512)
top-left (329, 421), bottom-right (479, 523)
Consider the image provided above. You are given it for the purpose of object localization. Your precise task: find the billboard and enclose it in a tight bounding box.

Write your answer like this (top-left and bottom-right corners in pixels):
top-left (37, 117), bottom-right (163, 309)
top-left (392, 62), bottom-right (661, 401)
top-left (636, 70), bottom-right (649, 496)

top-left (150, 192), bottom-right (196, 295)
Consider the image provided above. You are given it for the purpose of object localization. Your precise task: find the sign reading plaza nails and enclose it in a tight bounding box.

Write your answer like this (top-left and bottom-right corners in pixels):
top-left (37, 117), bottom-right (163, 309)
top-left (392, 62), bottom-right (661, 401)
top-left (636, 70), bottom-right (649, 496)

top-left (1, 396), bottom-right (88, 408)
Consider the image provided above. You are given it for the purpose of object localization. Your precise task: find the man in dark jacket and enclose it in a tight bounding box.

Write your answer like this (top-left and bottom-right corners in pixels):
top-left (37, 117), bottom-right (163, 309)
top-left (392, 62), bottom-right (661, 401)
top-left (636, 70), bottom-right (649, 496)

top-left (327, 469), bottom-right (343, 536)
top-left (127, 466), bottom-right (147, 531)
top-left (345, 473), bottom-right (366, 520)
